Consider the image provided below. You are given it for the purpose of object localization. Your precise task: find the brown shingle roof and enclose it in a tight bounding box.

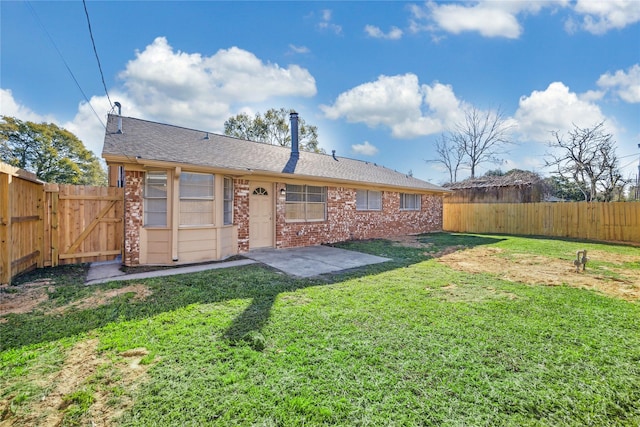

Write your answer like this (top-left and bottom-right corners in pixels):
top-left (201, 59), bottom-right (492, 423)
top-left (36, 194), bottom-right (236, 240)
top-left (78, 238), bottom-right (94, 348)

top-left (102, 115), bottom-right (447, 193)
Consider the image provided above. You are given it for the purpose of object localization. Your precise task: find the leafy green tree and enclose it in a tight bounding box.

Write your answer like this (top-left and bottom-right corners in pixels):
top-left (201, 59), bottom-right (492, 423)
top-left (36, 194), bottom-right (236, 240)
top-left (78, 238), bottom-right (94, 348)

top-left (0, 116), bottom-right (106, 185)
top-left (543, 176), bottom-right (585, 201)
top-left (224, 108), bottom-right (324, 153)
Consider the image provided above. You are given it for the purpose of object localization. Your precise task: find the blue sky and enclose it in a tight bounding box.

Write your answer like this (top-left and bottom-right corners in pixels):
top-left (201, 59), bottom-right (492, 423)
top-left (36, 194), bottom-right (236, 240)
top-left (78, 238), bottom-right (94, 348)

top-left (1, 1), bottom-right (639, 185)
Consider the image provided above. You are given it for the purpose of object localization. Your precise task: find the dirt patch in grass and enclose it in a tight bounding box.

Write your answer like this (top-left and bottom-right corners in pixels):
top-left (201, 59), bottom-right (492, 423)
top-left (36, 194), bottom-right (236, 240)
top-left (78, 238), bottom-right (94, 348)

top-left (388, 234), bottom-right (433, 249)
top-left (428, 283), bottom-right (519, 303)
top-left (387, 235), bottom-right (467, 258)
top-left (0, 279), bottom-right (53, 322)
top-left (438, 247), bottom-right (640, 301)
top-left (0, 283), bottom-right (153, 322)
top-left (0, 339), bottom-right (153, 427)
top-left (49, 284), bottom-right (153, 315)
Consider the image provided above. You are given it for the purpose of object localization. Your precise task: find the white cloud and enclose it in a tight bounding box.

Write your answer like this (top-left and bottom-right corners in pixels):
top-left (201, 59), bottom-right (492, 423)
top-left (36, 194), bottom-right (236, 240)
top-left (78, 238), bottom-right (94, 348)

top-left (351, 141), bottom-right (379, 156)
top-left (410, 1), bottom-right (569, 39)
top-left (597, 64), bottom-right (640, 103)
top-left (579, 89), bottom-right (605, 102)
top-left (320, 73), bottom-right (467, 139)
top-left (428, 1), bottom-right (522, 38)
top-left (116, 37), bottom-right (316, 131)
top-left (514, 82), bottom-right (607, 142)
top-left (4, 37), bottom-right (320, 158)
top-left (288, 44), bottom-right (310, 54)
top-left (573, 0), bottom-right (640, 34)
top-left (317, 9), bottom-right (343, 35)
top-left (0, 88), bottom-right (56, 123)
top-left (365, 25), bottom-right (403, 40)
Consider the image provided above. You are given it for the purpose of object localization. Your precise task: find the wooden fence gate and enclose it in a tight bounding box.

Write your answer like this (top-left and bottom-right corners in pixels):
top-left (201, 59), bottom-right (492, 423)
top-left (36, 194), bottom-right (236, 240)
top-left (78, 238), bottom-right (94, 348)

top-left (1, 162), bottom-right (123, 284)
top-left (44, 184), bottom-right (124, 267)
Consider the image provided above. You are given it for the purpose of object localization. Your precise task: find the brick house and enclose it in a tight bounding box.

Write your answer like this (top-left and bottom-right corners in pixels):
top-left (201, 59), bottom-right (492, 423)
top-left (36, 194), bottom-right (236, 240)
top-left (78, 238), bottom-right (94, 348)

top-left (102, 113), bottom-right (448, 266)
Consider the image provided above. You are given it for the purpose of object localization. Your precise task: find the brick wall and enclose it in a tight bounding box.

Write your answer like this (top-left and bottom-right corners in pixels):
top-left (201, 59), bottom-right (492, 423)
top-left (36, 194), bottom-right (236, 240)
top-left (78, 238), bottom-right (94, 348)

top-left (234, 179), bottom-right (250, 253)
top-left (269, 185), bottom-right (443, 250)
top-left (123, 174), bottom-right (443, 262)
top-left (124, 170), bottom-right (143, 265)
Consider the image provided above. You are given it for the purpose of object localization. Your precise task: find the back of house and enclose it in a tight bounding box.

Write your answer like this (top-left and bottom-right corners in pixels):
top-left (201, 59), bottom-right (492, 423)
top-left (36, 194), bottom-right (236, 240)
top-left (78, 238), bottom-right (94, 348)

top-left (102, 113), bottom-right (448, 266)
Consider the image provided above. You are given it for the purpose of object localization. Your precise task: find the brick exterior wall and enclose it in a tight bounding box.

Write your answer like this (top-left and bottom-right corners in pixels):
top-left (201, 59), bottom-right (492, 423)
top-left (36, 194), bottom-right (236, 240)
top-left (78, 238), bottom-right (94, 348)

top-left (264, 184), bottom-right (442, 251)
top-left (234, 179), bottom-right (250, 253)
top-left (124, 170), bottom-right (143, 266)
top-left (123, 173), bottom-right (443, 263)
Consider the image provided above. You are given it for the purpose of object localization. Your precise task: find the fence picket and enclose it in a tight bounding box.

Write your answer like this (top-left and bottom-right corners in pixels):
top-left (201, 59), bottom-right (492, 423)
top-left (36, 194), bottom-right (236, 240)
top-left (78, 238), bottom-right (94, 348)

top-left (443, 202), bottom-right (640, 244)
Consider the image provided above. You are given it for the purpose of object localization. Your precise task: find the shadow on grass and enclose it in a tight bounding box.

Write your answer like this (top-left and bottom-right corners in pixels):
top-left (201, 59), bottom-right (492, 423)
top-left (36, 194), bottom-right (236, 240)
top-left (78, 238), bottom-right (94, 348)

top-left (0, 233), bottom-right (503, 351)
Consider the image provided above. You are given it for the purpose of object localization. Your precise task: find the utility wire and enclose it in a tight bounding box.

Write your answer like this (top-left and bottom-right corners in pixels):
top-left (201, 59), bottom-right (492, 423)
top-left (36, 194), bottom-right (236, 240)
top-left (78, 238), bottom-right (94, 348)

top-left (620, 157), bottom-right (639, 170)
top-left (82, 0), bottom-right (113, 109)
top-left (24, 0), bottom-right (105, 129)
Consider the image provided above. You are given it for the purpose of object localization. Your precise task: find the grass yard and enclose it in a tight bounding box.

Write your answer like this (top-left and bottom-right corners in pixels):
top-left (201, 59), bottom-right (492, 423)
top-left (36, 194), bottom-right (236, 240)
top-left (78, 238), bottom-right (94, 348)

top-left (1, 233), bottom-right (639, 426)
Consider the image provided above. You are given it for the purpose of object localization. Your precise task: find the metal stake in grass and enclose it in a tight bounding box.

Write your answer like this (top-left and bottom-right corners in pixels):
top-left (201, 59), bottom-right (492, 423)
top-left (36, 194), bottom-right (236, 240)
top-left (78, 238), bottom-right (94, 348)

top-left (574, 250), bottom-right (588, 272)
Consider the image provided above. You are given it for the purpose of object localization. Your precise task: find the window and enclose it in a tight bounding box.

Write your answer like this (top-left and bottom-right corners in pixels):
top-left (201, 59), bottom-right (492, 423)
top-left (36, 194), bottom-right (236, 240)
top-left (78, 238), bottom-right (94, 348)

top-left (400, 193), bottom-right (421, 211)
top-left (285, 184), bottom-right (326, 221)
top-left (116, 166), bottom-right (125, 188)
top-left (144, 171), bottom-right (167, 227)
top-left (356, 190), bottom-right (382, 211)
top-left (180, 172), bottom-right (214, 226)
top-left (252, 187), bottom-right (268, 196)
top-left (224, 177), bottom-right (233, 225)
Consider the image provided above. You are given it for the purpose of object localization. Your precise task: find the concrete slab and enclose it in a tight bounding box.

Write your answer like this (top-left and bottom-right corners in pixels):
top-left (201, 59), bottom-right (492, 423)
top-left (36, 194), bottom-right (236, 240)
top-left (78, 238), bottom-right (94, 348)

top-left (245, 245), bottom-right (390, 278)
top-left (85, 245), bottom-right (388, 285)
top-left (85, 259), bottom-right (256, 285)
top-left (85, 260), bottom-right (126, 283)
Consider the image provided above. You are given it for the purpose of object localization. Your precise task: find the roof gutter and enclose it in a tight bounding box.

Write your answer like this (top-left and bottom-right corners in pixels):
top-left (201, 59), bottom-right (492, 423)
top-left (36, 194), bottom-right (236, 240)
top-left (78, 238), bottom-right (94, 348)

top-left (106, 156), bottom-right (449, 194)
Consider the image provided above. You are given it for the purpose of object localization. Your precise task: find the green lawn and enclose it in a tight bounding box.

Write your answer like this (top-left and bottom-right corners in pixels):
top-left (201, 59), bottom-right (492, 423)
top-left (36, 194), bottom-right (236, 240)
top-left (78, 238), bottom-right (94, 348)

top-left (1, 233), bottom-right (639, 426)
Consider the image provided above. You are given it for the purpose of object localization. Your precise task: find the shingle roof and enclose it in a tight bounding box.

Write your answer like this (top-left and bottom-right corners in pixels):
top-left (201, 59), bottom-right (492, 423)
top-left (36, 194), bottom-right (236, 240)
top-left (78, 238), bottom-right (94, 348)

top-left (102, 115), bottom-right (447, 193)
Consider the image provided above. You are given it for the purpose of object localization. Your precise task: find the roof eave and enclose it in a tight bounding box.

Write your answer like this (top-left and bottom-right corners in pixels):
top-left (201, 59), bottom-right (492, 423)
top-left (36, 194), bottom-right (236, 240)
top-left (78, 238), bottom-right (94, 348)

top-left (104, 154), bottom-right (449, 194)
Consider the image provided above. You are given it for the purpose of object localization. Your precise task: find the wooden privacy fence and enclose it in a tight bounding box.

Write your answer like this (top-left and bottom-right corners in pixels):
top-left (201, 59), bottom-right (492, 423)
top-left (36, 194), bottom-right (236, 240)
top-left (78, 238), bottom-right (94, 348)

top-left (1, 162), bottom-right (124, 285)
top-left (443, 202), bottom-right (640, 244)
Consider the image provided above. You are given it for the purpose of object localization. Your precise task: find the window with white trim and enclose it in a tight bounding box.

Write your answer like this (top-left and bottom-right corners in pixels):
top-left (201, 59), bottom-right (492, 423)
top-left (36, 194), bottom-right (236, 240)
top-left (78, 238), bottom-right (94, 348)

top-left (356, 190), bottom-right (382, 211)
top-left (179, 172), bottom-right (214, 226)
top-left (144, 171), bottom-right (167, 227)
top-left (223, 177), bottom-right (233, 225)
top-left (285, 184), bottom-right (326, 221)
top-left (400, 193), bottom-right (421, 211)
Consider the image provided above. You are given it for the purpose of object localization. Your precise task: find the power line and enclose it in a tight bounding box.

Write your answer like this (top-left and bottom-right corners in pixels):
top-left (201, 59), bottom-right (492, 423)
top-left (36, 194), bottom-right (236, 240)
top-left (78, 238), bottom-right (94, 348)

top-left (82, 0), bottom-right (112, 109)
top-left (620, 157), bottom-right (639, 170)
top-left (24, 1), bottom-right (105, 129)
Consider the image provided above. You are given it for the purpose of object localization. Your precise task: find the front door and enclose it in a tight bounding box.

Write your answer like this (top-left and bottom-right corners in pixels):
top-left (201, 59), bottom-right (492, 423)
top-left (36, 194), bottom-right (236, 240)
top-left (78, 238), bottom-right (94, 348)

top-left (249, 182), bottom-right (274, 249)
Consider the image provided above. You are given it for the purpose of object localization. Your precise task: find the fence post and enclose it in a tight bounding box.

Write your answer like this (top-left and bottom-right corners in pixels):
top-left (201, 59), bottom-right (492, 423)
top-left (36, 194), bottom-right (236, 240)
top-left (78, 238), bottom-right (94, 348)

top-left (37, 183), bottom-right (45, 268)
top-left (0, 170), bottom-right (12, 285)
top-left (50, 185), bottom-right (59, 267)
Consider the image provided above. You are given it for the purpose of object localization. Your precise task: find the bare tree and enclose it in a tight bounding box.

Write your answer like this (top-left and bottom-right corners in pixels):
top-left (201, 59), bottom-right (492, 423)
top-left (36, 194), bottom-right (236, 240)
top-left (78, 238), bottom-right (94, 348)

top-left (454, 106), bottom-right (514, 179)
top-left (427, 106), bottom-right (514, 181)
top-left (545, 122), bottom-right (624, 201)
top-left (425, 134), bottom-right (465, 183)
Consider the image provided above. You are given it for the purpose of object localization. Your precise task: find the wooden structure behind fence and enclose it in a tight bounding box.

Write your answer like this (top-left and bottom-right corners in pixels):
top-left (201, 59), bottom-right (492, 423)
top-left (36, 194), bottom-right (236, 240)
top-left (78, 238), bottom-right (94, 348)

top-left (444, 202), bottom-right (640, 244)
top-left (1, 162), bottom-right (123, 285)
